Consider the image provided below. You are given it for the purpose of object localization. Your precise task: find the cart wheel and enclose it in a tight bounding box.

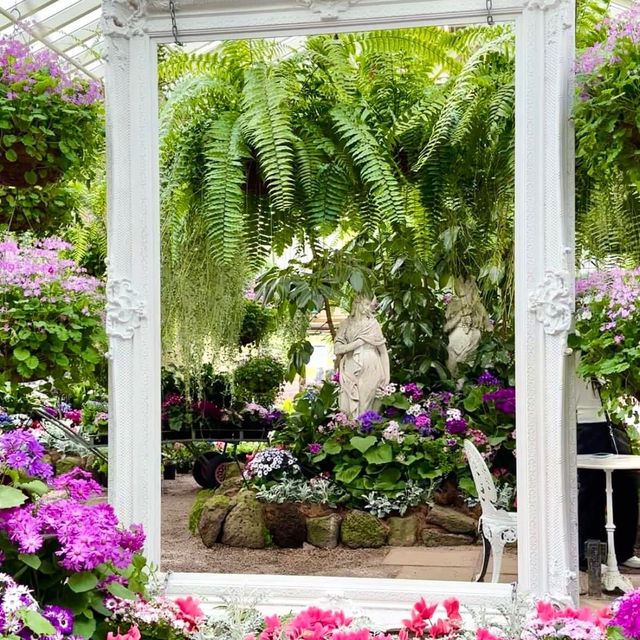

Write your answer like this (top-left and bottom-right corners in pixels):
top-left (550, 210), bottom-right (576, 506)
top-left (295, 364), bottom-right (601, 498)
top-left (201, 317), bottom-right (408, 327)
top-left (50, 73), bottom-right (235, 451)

top-left (192, 451), bottom-right (229, 489)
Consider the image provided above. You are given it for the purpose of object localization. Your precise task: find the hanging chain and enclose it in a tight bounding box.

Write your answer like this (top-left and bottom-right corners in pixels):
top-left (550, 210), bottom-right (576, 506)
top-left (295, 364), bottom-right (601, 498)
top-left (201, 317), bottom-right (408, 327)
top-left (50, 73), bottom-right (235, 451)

top-left (486, 0), bottom-right (495, 26)
top-left (169, 0), bottom-right (183, 47)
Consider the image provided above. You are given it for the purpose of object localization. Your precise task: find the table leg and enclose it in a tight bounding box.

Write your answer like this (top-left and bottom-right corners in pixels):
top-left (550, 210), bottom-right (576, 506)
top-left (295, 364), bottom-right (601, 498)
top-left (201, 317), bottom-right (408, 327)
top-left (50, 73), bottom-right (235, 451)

top-left (601, 469), bottom-right (634, 593)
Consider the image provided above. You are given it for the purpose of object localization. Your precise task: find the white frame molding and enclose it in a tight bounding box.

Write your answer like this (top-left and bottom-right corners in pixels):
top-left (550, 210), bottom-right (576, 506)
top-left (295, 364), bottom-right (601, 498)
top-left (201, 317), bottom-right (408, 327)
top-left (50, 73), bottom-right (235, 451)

top-left (103, 0), bottom-right (577, 625)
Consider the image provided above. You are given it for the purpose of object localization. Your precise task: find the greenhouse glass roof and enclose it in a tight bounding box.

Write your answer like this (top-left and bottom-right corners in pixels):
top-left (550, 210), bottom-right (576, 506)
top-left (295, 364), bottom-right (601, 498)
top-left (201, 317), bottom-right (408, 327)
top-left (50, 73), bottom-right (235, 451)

top-left (0, 0), bottom-right (634, 80)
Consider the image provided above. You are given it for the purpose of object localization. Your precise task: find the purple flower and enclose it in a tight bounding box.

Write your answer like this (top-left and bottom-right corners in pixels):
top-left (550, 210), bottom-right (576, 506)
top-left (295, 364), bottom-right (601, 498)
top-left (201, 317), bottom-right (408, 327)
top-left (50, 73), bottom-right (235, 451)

top-left (446, 418), bottom-right (468, 434)
top-left (331, 370), bottom-right (340, 383)
top-left (52, 467), bottom-right (102, 501)
top-left (356, 411), bottom-right (382, 429)
top-left (414, 414), bottom-right (430, 428)
top-left (402, 383), bottom-right (423, 401)
top-left (478, 371), bottom-right (500, 386)
top-left (308, 443), bottom-right (322, 454)
top-left (417, 425), bottom-right (434, 437)
top-left (42, 605), bottom-right (74, 634)
top-left (483, 387), bottom-right (516, 413)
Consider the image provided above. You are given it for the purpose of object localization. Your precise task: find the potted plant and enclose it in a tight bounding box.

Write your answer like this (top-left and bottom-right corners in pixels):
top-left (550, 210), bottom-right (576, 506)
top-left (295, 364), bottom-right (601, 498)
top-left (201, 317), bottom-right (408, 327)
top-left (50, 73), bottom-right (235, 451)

top-left (574, 6), bottom-right (640, 189)
top-left (0, 37), bottom-right (102, 188)
top-left (162, 444), bottom-right (178, 480)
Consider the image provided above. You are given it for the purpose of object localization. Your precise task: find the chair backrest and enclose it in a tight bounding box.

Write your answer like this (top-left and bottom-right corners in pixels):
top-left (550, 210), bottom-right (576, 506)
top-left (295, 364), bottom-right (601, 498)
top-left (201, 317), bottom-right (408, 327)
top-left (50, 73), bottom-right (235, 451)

top-left (463, 439), bottom-right (499, 515)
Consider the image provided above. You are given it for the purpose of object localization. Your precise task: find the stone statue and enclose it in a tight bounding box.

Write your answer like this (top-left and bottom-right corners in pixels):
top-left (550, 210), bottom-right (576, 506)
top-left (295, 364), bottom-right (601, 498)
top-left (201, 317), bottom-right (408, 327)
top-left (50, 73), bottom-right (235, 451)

top-left (444, 277), bottom-right (492, 377)
top-left (334, 296), bottom-right (390, 418)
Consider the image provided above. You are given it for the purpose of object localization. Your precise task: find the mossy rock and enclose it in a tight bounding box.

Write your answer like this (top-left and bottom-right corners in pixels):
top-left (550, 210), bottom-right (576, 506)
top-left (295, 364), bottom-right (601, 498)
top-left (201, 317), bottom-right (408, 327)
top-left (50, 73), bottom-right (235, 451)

top-left (55, 456), bottom-right (84, 475)
top-left (217, 475), bottom-right (244, 496)
top-left (387, 516), bottom-right (417, 546)
top-left (188, 489), bottom-right (217, 535)
top-left (340, 510), bottom-right (387, 548)
top-left (221, 490), bottom-right (268, 548)
top-left (221, 461), bottom-right (244, 479)
top-left (198, 494), bottom-right (233, 547)
top-left (307, 513), bottom-right (341, 549)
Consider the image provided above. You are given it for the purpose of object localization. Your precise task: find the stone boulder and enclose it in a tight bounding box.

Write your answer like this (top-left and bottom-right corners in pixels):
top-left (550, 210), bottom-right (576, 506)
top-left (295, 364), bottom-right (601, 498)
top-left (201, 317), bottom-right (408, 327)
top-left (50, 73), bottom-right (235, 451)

top-left (221, 490), bottom-right (267, 548)
top-left (307, 514), bottom-right (341, 549)
top-left (263, 502), bottom-right (307, 548)
top-left (341, 510), bottom-right (387, 548)
top-left (55, 455), bottom-right (84, 475)
top-left (426, 505), bottom-right (476, 534)
top-left (198, 494), bottom-right (233, 547)
top-left (217, 475), bottom-right (244, 497)
top-left (387, 516), bottom-right (417, 546)
top-left (421, 526), bottom-right (474, 547)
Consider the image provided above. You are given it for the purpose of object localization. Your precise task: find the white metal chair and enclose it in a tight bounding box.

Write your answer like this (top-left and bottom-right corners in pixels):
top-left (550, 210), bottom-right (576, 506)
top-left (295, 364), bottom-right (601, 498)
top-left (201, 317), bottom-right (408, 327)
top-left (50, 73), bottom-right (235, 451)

top-left (464, 439), bottom-right (517, 583)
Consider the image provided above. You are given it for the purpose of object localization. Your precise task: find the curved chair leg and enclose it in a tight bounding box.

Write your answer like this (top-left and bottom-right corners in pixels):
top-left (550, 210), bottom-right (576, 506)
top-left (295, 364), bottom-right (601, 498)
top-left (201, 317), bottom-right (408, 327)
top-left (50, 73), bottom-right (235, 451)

top-left (475, 533), bottom-right (491, 582)
top-left (491, 538), bottom-right (506, 583)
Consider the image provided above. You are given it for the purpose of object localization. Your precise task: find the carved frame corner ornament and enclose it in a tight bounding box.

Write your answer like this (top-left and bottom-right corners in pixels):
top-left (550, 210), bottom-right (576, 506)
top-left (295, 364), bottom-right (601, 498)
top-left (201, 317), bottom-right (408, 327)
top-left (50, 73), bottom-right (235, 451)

top-left (528, 271), bottom-right (573, 335)
top-left (102, 0), bottom-right (149, 38)
top-left (106, 279), bottom-right (147, 340)
top-left (296, 0), bottom-right (361, 20)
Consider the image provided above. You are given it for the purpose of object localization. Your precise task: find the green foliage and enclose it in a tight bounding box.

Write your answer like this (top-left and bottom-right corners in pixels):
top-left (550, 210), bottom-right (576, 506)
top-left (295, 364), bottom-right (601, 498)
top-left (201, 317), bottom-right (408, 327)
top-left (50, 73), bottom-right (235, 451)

top-left (233, 355), bottom-right (286, 406)
top-left (0, 237), bottom-right (106, 396)
top-left (239, 299), bottom-right (275, 347)
top-left (570, 270), bottom-right (640, 420)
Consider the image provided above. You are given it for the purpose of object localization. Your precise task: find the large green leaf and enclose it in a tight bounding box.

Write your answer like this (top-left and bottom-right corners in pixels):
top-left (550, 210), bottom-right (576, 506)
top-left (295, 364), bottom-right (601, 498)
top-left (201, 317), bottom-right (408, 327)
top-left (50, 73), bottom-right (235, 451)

top-left (68, 571), bottom-right (98, 593)
top-left (364, 442), bottom-right (393, 465)
top-left (350, 435), bottom-right (377, 454)
top-left (0, 485), bottom-right (27, 509)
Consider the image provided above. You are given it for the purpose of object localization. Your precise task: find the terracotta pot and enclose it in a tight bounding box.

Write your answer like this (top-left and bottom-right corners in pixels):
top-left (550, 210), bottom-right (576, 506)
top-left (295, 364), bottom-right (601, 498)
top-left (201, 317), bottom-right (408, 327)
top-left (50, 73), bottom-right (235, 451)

top-left (0, 143), bottom-right (63, 188)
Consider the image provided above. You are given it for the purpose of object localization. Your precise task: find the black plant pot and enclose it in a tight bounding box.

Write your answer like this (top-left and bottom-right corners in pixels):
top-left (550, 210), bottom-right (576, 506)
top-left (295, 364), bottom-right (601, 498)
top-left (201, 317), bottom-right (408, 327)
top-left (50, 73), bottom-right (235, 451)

top-left (163, 463), bottom-right (176, 480)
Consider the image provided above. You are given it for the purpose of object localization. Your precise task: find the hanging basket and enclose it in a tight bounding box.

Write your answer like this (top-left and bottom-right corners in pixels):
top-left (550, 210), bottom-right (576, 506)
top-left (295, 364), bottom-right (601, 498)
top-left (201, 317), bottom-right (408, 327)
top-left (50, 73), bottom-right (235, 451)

top-left (0, 143), bottom-right (63, 188)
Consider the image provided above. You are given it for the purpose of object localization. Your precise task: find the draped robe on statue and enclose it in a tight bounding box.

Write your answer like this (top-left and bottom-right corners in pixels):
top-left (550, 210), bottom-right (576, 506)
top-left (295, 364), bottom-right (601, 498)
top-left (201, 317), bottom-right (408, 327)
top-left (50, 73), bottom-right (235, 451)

top-left (335, 316), bottom-right (387, 417)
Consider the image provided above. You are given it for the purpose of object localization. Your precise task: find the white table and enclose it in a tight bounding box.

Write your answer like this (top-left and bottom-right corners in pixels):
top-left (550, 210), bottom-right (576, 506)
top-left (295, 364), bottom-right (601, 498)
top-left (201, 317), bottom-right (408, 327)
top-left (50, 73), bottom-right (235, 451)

top-left (577, 454), bottom-right (640, 592)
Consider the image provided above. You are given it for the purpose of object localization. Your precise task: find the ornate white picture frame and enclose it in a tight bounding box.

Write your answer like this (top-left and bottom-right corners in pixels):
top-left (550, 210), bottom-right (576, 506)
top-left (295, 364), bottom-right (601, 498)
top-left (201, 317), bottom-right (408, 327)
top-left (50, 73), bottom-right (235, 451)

top-left (102, 0), bottom-right (577, 624)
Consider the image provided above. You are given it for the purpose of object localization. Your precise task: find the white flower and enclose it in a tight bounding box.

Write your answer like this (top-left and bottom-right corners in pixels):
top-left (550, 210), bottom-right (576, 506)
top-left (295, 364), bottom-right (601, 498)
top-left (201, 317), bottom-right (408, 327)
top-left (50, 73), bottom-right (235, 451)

top-left (407, 404), bottom-right (424, 416)
top-left (446, 408), bottom-right (462, 421)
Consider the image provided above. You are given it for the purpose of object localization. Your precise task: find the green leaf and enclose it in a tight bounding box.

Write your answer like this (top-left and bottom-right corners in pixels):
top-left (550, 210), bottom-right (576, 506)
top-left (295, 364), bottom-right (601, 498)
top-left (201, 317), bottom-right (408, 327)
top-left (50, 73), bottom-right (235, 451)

top-left (13, 347), bottom-right (30, 361)
top-left (25, 355), bottom-right (39, 370)
top-left (364, 442), bottom-right (393, 464)
top-left (349, 435), bottom-right (377, 453)
top-left (0, 485), bottom-right (27, 509)
top-left (18, 553), bottom-right (41, 569)
top-left (24, 170), bottom-right (37, 185)
top-left (323, 440), bottom-right (342, 455)
top-left (19, 610), bottom-right (55, 636)
top-left (5, 148), bottom-right (17, 162)
top-left (18, 480), bottom-right (49, 496)
top-left (349, 270), bottom-right (364, 292)
top-left (73, 615), bottom-right (96, 638)
top-left (335, 465), bottom-right (361, 484)
top-left (107, 581), bottom-right (137, 600)
top-left (68, 571), bottom-right (98, 593)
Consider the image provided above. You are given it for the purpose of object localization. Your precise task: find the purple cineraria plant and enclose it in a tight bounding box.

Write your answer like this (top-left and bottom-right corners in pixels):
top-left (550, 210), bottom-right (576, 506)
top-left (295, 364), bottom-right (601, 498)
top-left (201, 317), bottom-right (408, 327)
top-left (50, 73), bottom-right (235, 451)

top-left (609, 589), bottom-right (640, 639)
top-left (356, 411), bottom-right (383, 434)
top-left (477, 370), bottom-right (500, 386)
top-left (0, 429), bottom-right (52, 480)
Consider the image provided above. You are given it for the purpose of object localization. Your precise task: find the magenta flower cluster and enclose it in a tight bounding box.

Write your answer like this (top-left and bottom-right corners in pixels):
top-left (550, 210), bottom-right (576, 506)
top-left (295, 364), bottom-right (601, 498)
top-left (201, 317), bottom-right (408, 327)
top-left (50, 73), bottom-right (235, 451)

top-left (0, 498), bottom-right (145, 571)
top-left (0, 237), bottom-right (103, 303)
top-left (0, 37), bottom-right (101, 106)
top-left (0, 429), bottom-right (144, 572)
top-left (0, 429), bottom-right (52, 480)
top-left (610, 588), bottom-right (640, 639)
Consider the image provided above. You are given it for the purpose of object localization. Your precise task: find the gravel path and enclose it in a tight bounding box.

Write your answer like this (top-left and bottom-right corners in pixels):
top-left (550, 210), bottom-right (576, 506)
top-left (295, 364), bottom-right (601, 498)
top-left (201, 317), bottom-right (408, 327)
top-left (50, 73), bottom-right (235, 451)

top-left (161, 473), bottom-right (395, 577)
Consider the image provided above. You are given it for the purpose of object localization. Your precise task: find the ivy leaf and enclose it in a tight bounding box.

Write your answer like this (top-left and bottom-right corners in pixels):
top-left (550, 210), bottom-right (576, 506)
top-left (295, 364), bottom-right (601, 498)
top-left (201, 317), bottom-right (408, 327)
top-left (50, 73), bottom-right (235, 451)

top-left (0, 485), bottom-right (27, 509)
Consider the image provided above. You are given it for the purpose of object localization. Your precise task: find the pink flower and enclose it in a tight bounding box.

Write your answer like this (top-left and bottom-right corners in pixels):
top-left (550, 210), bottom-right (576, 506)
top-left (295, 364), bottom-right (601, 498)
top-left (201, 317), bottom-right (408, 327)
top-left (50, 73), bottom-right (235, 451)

top-left (175, 596), bottom-right (203, 631)
top-left (107, 627), bottom-right (141, 640)
top-left (443, 597), bottom-right (461, 622)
